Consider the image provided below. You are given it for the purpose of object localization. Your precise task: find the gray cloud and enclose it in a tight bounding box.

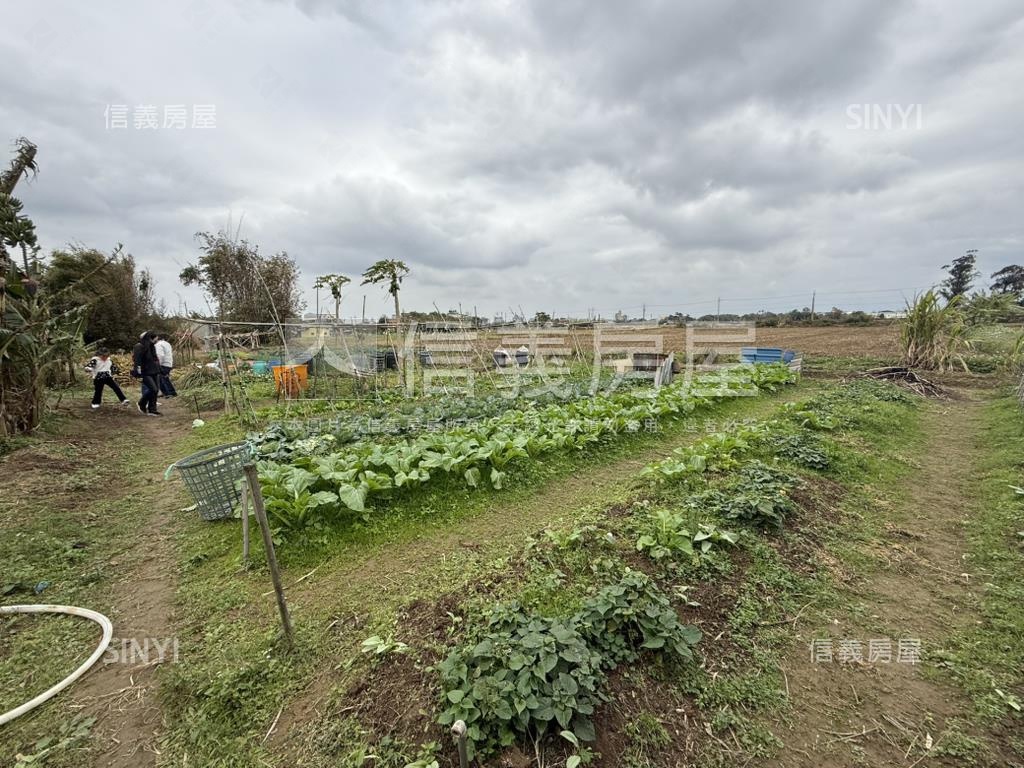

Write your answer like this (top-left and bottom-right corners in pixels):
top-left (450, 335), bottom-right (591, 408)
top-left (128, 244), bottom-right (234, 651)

top-left (2, 0), bottom-right (1023, 321)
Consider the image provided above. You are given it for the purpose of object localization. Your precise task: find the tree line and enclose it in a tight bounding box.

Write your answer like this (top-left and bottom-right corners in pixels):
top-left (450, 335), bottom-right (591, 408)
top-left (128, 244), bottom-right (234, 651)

top-left (177, 232), bottom-right (411, 327)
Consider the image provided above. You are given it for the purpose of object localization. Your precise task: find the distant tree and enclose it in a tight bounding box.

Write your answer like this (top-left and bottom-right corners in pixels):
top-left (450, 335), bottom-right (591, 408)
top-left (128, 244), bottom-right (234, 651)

top-left (533, 311), bottom-right (551, 324)
top-left (940, 250), bottom-right (980, 300)
top-left (659, 312), bottom-right (693, 326)
top-left (361, 259), bottom-right (410, 327)
top-left (314, 273), bottom-right (351, 321)
top-left (180, 231), bottom-right (305, 324)
top-left (990, 265), bottom-right (1024, 302)
top-left (42, 244), bottom-right (160, 350)
top-left (845, 311), bottom-right (873, 324)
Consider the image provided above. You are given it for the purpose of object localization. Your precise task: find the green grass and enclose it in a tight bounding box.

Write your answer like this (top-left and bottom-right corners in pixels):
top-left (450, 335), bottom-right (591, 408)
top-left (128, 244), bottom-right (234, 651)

top-left (689, 387), bottom-right (1023, 764)
top-left (674, 385), bottom-right (926, 765)
top-left (803, 355), bottom-right (890, 375)
top-left (931, 395), bottom-right (1024, 728)
top-left (621, 711), bottom-right (672, 768)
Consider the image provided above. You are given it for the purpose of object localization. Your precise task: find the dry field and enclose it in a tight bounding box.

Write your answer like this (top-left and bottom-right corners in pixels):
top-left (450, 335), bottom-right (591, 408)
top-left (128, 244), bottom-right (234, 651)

top-left (467, 323), bottom-right (901, 363)
top-left (662, 323), bottom-right (899, 359)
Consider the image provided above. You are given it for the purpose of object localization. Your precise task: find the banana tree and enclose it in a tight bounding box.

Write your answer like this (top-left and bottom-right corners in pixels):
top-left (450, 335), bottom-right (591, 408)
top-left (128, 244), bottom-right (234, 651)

top-left (1, 264), bottom-right (87, 436)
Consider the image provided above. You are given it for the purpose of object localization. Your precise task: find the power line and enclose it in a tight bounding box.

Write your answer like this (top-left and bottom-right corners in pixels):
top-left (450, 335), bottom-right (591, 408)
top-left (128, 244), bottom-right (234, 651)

top-left (558, 285), bottom-right (932, 317)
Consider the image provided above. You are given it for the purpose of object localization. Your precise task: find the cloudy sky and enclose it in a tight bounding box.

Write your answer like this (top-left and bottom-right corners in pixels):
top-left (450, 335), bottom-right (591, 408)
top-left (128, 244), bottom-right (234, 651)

top-left (3, 0), bottom-right (1023, 320)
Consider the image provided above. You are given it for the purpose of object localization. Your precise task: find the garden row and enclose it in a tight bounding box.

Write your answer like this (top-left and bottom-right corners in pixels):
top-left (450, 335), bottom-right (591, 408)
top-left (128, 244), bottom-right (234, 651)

top-left (253, 365), bottom-right (798, 538)
top-left (248, 377), bottom-right (649, 460)
top-left (426, 379), bottom-right (916, 763)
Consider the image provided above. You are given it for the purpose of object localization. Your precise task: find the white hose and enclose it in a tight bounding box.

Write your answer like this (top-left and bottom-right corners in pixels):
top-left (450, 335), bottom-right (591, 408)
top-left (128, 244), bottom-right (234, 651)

top-left (0, 604), bottom-right (113, 726)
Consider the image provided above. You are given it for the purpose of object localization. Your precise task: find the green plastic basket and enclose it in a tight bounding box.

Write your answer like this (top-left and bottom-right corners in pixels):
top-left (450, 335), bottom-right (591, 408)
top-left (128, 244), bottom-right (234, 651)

top-left (171, 442), bottom-right (252, 521)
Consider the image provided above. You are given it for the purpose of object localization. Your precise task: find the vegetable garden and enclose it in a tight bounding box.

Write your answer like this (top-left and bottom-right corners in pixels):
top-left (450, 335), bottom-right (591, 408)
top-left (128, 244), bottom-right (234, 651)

top-left (249, 364), bottom-right (797, 540)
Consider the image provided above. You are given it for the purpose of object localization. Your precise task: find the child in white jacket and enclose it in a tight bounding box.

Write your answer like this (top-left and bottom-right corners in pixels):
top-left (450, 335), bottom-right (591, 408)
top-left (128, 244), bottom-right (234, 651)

top-left (86, 348), bottom-right (130, 408)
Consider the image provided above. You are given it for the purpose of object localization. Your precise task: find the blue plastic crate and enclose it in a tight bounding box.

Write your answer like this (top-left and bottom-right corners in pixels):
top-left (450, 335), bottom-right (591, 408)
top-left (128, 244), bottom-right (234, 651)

top-left (741, 347), bottom-right (796, 364)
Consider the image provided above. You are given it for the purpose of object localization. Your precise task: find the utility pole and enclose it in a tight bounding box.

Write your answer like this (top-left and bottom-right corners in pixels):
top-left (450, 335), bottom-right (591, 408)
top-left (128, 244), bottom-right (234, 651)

top-left (810, 291), bottom-right (816, 322)
top-left (642, 303), bottom-right (646, 321)
top-left (361, 295), bottom-right (366, 324)
top-left (716, 297), bottom-right (721, 323)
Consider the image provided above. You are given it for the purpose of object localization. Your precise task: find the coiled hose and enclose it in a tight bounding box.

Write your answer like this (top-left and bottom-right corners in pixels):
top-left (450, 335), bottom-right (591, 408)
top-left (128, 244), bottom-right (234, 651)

top-left (0, 604), bottom-right (113, 726)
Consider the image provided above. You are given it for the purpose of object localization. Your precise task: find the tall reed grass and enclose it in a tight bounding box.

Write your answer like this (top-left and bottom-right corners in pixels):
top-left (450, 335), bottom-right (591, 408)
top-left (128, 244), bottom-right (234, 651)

top-left (900, 290), bottom-right (968, 370)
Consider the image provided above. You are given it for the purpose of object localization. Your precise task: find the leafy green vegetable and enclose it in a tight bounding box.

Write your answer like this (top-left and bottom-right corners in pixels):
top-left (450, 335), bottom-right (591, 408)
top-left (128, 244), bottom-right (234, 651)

top-left (635, 509), bottom-right (738, 560)
top-left (437, 572), bottom-right (701, 758)
top-left (258, 365), bottom-right (797, 539)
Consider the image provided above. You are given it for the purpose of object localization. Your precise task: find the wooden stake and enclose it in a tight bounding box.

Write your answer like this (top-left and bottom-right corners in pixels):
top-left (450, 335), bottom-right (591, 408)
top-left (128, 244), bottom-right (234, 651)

top-left (242, 464), bottom-right (294, 646)
top-left (240, 481), bottom-right (250, 568)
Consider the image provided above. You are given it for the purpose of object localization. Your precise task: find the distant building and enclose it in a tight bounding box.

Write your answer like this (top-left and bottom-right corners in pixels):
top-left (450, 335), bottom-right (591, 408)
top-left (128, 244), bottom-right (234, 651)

top-left (877, 310), bottom-right (907, 319)
top-left (302, 312), bottom-right (337, 323)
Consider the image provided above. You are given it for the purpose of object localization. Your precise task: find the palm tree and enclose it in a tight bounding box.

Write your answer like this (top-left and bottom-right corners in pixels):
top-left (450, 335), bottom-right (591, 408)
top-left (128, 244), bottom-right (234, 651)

top-left (314, 273), bottom-right (351, 321)
top-left (361, 260), bottom-right (410, 329)
top-left (0, 137), bottom-right (38, 196)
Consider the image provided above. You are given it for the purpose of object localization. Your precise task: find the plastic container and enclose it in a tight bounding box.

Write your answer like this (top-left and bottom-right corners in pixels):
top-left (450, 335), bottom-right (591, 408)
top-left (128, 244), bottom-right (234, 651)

top-left (493, 348), bottom-right (512, 368)
top-left (170, 442), bottom-right (251, 521)
top-left (515, 346), bottom-right (530, 367)
top-left (632, 352), bottom-right (669, 372)
top-left (251, 361), bottom-right (270, 375)
top-left (272, 364), bottom-right (309, 397)
top-left (740, 347), bottom-right (796, 364)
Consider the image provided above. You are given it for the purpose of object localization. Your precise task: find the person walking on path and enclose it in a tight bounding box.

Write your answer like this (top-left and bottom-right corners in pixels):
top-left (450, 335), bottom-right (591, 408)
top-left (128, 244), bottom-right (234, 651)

top-left (132, 331), bottom-right (162, 416)
top-left (86, 347), bottom-right (130, 408)
top-left (155, 333), bottom-right (178, 397)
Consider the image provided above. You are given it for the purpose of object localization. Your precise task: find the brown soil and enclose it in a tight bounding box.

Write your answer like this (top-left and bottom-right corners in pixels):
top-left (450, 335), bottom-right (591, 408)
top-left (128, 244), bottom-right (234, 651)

top-left (72, 398), bottom-right (191, 768)
top-left (470, 324), bottom-right (900, 362)
top-left (271, 595), bottom-right (461, 766)
top-left (586, 476), bottom-right (846, 767)
top-left (755, 397), bottom-right (1006, 767)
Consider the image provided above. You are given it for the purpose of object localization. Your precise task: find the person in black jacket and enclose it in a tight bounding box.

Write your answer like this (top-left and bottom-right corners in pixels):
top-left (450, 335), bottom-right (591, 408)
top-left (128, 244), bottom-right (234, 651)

top-left (132, 331), bottom-right (162, 416)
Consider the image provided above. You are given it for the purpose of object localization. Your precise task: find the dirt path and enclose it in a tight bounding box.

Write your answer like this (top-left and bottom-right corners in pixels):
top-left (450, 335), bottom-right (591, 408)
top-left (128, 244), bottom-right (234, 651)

top-left (761, 395), bottom-right (991, 767)
top-left (59, 397), bottom-right (191, 767)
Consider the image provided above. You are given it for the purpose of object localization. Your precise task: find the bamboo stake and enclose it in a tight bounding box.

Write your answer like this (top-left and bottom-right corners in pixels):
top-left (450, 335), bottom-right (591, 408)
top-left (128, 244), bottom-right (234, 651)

top-left (242, 464), bottom-right (294, 646)
top-left (240, 482), bottom-right (250, 568)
